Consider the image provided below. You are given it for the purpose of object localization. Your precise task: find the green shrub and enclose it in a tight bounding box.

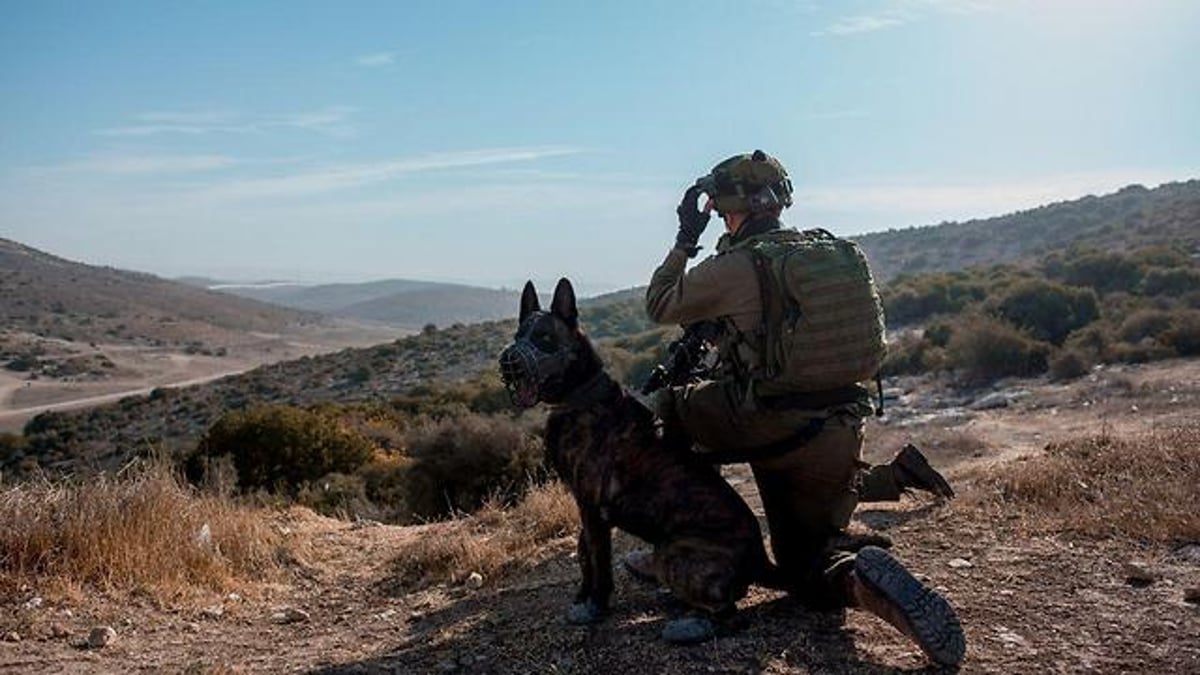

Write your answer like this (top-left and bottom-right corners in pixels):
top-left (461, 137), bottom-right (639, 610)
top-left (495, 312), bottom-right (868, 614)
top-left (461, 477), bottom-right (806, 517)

top-left (1051, 250), bottom-right (1144, 294)
top-left (1117, 310), bottom-right (1173, 344)
top-left (296, 472), bottom-right (374, 519)
top-left (402, 413), bottom-right (544, 521)
top-left (992, 280), bottom-right (1099, 345)
top-left (1163, 310), bottom-right (1200, 356)
top-left (1064, 324), bottom-right (1113, 362)
top-left (190, 405), bottom-right (374, 494)
top-left (946, 315), bottom-right (1050, 385)
top-left (1048, 349), bottom-right (1090, 382)
top-left (1140, 267), bottom-right (1200, 297)
top-left (882, 332), bottom-right (946, 376)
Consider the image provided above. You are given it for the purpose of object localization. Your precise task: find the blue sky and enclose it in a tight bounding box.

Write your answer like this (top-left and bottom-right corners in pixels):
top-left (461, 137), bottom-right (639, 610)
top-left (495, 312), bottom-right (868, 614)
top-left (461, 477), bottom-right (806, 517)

top-left (2, 0), bottom-right (1198, 294)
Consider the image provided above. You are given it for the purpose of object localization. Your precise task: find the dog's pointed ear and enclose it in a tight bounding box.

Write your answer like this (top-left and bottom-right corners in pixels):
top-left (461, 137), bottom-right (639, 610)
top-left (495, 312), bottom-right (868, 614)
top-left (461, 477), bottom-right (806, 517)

top-left (550, 278), bottom-right (578, 329)
top-left (519, 281), bottom-right (540, 324)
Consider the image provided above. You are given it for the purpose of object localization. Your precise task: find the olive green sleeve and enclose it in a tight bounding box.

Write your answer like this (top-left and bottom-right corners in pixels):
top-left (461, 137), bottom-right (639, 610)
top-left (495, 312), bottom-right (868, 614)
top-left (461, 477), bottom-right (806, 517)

top-left (645, 247), bottom-right (761, 328)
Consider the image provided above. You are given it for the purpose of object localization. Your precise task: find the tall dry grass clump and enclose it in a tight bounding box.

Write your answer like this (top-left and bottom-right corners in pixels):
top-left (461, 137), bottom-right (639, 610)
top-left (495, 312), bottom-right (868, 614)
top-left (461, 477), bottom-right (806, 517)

top-left (389, 479), bottom-right (577, 589)
top-left (0, 462), bottom-right (283, 599)
top-left (975, 425), bottom-right (1200, 541)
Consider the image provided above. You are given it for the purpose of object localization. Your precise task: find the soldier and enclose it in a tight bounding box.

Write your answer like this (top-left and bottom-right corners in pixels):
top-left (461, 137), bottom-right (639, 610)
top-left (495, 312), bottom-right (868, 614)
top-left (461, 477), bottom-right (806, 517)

top-left (635, 150), bottom-right (965, 666)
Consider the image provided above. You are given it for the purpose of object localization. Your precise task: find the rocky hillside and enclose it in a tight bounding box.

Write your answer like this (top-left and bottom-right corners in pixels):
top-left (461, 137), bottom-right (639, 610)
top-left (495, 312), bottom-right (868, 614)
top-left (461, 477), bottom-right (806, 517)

top-left (8, 319), bottom-right (514, 476)
top-left (855, 180), bottom-right (1200, 281)
top-left (0, 238), bottom-right (323, 348)
top-left (2, 359), bottom-right (1198, 673)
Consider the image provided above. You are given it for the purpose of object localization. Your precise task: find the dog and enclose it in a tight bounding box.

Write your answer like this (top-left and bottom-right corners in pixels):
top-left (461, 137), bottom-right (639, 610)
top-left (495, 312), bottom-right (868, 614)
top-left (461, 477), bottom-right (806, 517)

top-left (499, 278), bottom-right (779, 641)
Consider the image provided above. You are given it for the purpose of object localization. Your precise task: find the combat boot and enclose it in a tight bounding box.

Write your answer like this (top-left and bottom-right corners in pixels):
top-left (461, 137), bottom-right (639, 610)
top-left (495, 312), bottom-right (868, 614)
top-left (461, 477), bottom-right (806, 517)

top-left (847, 546), bottom-right (966, 667)
top-left (893, 443), bottom-right (955, 499)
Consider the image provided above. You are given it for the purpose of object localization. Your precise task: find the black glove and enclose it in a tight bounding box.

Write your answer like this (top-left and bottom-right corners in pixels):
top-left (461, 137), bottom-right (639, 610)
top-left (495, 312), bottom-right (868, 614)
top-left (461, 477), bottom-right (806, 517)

top-left (674, 185), bottom-right (710, 257)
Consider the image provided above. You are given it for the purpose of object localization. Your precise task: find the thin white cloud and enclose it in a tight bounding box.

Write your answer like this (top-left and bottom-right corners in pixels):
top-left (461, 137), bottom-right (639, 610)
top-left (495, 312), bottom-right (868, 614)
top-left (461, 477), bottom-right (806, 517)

top-left (356, 52), bottom-right (396, 67)
top-left (94, 106), bottom-right (358, 137)
top-left (825, 14), bottom-right (908, 35)
top-left (183, 146), bottom-right (584, 201)
top-left (814, 0), bottom-right (994, 37)
top-left (27, 154), bottom-right (239, 176)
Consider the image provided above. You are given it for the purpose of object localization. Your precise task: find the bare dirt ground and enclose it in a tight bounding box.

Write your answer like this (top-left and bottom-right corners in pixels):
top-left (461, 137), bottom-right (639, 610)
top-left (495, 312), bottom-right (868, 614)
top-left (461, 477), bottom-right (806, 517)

top-left (2, 360), bottom-right (1199, 674)
top-left (0, 323), bottom-right (402, 432)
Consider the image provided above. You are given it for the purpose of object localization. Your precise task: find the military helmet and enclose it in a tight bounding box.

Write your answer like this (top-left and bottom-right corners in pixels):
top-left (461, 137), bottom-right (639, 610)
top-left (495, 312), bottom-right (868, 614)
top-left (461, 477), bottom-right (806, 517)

top-left (697, 149), bottom-right (793, 215)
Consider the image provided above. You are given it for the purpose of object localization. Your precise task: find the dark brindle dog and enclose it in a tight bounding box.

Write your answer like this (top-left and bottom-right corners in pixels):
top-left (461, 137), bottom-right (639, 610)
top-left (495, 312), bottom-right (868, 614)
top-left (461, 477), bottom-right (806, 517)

top-left (499, 278), bottom-right (778, 642)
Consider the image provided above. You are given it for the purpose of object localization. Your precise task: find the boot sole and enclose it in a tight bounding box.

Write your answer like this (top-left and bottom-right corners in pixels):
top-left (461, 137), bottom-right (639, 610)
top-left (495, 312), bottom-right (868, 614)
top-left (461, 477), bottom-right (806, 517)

top-left (855, 546), bottom-right (966, 667)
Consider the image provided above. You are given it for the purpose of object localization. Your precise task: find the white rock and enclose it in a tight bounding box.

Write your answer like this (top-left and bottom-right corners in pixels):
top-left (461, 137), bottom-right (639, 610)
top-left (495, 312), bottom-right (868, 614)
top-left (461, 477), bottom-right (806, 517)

top-left (226, 593), bottom-right (242, 603)
top-left (200, 606), bottom-right (224, 620)
top-left (466, 572), bottom-right (484, 589)
top-left (87, 626), bottom-right (116, 649)
top-left (196, 523), bottom-right (212, 548)
top-left (23, 596), bottom-right (43, 610)
top-left (2, 632), bottom-right (20, 643)
top-left (272, 607), bottom-right (311, 624)
top-left (948, 558), bottom-right (974, 569)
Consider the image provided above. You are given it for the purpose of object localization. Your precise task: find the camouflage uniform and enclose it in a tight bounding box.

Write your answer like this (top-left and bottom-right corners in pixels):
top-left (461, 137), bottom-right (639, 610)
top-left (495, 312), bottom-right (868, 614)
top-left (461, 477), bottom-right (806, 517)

top-left (646, 216), bottom-right (905, 606)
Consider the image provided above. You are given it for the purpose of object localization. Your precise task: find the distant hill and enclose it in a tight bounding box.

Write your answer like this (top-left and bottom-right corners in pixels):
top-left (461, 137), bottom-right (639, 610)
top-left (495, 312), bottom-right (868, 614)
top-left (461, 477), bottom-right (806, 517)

top-left (206, 278), bottom-right (522, 329)
top-left (0, 238), bottom-right (322, 347)
top-left (855, 180), bottom-right (1200, 281)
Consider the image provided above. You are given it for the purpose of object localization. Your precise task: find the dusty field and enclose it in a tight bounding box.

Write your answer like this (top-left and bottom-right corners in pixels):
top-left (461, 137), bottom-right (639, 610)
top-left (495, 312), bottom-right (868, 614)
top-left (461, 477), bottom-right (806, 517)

top-left (0, 323), bottom-right (401, 432)
top-left (2, 360), bottom-right (1198, 673)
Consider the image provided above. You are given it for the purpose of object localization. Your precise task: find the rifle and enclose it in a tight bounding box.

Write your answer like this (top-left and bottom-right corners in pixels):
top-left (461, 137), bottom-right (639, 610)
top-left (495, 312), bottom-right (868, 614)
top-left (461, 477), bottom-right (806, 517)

top-left (640, 321), bottom-right (723, 395)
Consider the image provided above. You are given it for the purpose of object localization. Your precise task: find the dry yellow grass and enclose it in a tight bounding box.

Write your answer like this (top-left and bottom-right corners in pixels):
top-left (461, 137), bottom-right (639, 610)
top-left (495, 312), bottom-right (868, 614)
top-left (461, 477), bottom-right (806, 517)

top-left (389, 479), bottom-right (578, 588)
top-left (972, 424), bottom-right (1200, 541)
top-left (0, 462), bottom-right (284, 600)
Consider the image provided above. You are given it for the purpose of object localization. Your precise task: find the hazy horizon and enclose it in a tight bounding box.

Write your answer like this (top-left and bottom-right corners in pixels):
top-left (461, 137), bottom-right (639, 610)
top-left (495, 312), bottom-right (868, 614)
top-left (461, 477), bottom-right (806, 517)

top-left (3, 1), bottom-right (1198, 292)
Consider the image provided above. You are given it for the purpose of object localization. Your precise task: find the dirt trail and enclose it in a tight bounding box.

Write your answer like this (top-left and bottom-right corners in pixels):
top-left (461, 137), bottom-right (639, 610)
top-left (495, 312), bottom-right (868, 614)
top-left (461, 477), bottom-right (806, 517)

top-left (0, 368), bottom-right (251, 430)
top-left (3, 360), bottom-right (1199, 673)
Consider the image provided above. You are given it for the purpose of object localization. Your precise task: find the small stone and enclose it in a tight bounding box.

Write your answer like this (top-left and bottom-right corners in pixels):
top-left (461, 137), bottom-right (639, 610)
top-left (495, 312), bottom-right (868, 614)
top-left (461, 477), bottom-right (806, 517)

top-left (2, 632), bottom-right (20, 643)
top-left (1174, 544), bottom-right (1200, 564)
top-left (23, 596), bottom-right (44, 610)
top-left (970, 392), bottom-right (1011, 411)
top-left (87, 625), bottom-right (117, 649)
top-left (226, 593), bottom-right (242, 603)
top-left (376, 609), bottom-right (397, 621)
top-left (200, 606), bottom-right (224, 620)
top-left (1184, 587), bottom-right (1200, 605)
top-left (62, 609), bottom-right (74, 619)
top-left (196, 523), bottom-right (212, 548)
top-left (182, 622), bottom-right (201, 633)
top-left (1124, 561), bottom-right (1159, 586)
top-left (49, 624), bottom-right (70, 639)
top-left (948, 558), bottom-right (974, 569)
top-left (466, 572), bottom-right (484, 589)
top-left (272, 607), bottom-right (311, 624)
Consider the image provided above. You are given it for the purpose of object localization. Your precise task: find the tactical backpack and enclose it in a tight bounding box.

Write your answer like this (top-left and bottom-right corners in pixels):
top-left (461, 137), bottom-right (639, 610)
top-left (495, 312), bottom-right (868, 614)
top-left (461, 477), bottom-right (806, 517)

top-left (731, 228), bottom-right (887, 393)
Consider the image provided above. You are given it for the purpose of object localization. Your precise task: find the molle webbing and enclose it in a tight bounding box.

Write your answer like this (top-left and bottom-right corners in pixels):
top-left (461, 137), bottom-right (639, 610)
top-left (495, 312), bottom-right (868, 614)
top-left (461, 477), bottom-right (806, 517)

top-left (735, 228), bottom-right (887, 393)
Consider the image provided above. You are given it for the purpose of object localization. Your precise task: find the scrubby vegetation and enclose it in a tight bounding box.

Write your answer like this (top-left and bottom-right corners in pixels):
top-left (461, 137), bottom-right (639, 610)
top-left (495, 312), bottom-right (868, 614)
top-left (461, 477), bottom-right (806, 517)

top-left (386, 480), bottom-right (577, 590)
top-left (857, 180), bottom-right (1200, 281)
top-left (883, 243), bottom-right (1200, 384)
top-left (0, 462), bottom-right (284, 599)
top-left (975, 425), bottom-right (1200, 542)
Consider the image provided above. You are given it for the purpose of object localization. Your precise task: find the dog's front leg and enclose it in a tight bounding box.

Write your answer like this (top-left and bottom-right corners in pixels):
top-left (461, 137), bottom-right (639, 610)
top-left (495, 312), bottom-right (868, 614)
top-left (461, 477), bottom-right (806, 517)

top-left (567, 506), bottom-right (612, 625)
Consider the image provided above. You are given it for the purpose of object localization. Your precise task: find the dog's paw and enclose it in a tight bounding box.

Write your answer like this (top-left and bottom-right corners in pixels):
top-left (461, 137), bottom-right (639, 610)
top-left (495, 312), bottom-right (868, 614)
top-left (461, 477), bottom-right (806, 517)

top-left (565, 600), bottom-right (603, 625)
top-left (661, 616), bottom-right (717, 644)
